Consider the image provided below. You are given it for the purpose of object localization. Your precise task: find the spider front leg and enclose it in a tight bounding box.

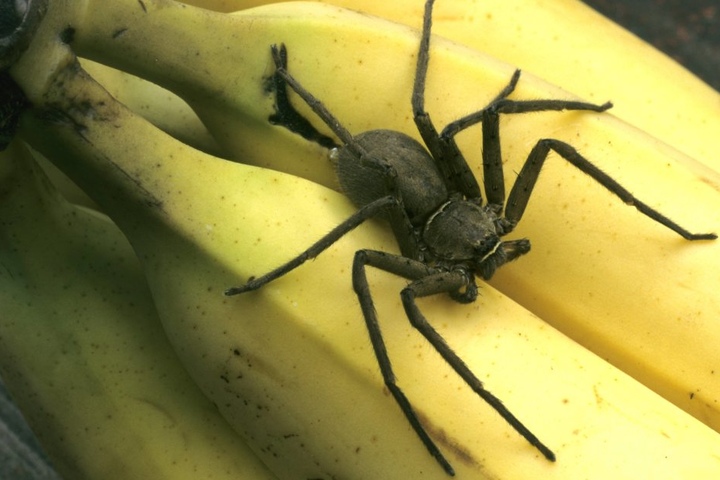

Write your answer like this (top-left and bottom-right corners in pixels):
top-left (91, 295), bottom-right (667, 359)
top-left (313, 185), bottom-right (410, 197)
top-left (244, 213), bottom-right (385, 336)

top-left (411, 0), bottom-right (484, 199)
top-left (225, 195), bottom-right (401, 295)
top-left (504, 139), bottom-right (717, 240)
top-left (353, 250), bottom-right (555, 476)
top-left (449, 96), bottom-right (612, 208)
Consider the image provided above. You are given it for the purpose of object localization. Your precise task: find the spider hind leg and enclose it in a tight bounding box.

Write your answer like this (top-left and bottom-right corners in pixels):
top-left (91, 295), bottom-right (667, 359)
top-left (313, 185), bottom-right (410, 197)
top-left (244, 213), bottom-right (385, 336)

top-left (504, 138), bottom-right (717, 240)
top-left (353, 249), bottom-right (556, 476)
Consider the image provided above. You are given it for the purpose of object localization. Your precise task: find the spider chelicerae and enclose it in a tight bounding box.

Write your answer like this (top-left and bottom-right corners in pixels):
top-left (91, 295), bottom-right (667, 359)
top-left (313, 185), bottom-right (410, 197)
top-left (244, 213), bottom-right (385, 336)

top-left (226, 0), bottom-right (716, 475)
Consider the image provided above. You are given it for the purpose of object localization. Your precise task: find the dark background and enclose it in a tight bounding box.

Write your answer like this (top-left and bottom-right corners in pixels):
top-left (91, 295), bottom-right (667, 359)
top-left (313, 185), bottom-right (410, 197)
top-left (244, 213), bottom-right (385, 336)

top-left (1, 1), bottom-right (719, 479)
top-left (582, 0), bottom-right (720, 91)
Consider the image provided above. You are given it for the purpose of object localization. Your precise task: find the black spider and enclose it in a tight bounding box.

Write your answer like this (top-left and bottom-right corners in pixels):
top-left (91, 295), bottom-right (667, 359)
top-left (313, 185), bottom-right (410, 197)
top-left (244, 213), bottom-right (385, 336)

top-left (226, 0), bottom-right (716, 475)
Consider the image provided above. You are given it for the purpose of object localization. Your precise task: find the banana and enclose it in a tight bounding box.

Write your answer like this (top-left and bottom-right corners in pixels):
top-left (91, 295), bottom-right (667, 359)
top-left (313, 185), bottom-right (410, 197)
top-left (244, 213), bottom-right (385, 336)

top-left (56, 0), bottom-right (720, 436)
top-left (0, 141), bottom-right (278, 480)
top-left (178, 0), bottom-right (720, 171)
top-left (80, 58), bottom-right (223, 155)
top-left (8, 0), bottom-right (720, 478)
top-left (57, 0), bottom-right (720, 207)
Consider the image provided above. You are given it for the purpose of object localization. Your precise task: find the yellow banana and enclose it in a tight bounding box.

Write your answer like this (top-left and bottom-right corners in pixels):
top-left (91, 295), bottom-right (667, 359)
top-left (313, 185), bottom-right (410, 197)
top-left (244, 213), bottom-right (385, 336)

top-left (8, 0), bottom-right (720, 478)
top-left (80, 58), bottom-right (223, 155)
top-left (58, 0), bottom-right (720, 435)
top-left (179, 0), bottom-right (720, 171)
top-left (0, 141), bottom-right (278, 480)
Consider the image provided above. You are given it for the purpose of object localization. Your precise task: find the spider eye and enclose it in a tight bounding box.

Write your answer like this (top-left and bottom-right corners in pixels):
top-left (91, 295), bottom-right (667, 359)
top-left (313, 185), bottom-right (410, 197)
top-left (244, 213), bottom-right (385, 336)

top-left (475, 236), bottom-right (501, 262)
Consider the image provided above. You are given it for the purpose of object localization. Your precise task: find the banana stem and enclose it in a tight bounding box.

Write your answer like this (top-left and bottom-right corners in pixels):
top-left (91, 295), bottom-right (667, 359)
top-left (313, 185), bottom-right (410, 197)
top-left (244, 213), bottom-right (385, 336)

top-left (70, 0), bottom-right (259, 115)
top-left (18, 66), bottom-right (162, 219)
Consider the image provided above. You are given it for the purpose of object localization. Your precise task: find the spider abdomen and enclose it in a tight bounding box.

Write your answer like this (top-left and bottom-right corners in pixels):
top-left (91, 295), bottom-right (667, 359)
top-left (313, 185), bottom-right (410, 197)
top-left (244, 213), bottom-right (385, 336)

top-left (335, 129), bottom-right (448, 225)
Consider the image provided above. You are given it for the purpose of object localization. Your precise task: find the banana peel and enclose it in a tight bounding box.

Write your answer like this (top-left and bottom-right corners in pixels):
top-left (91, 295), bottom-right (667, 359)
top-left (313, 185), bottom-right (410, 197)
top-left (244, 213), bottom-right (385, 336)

top-left (8, 0), bottom-right (720, 477)
top-left (15, 50), bottom-right (720, 480)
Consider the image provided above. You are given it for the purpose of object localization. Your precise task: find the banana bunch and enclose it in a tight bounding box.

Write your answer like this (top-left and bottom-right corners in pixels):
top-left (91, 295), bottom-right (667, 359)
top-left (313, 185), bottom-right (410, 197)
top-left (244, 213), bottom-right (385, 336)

top-left (64, 0), bottom-right (720, 431)
top-left (3, 0), bottom-right (720, 478)
top-left (0, 140), bottom-right (279, 479)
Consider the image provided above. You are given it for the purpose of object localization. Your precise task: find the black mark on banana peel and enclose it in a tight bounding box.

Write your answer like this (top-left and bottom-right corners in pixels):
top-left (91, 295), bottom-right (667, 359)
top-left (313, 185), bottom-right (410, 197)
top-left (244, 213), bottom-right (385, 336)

top-left (416, 409), bottom-right (480, 470)
top-left (112, 28), bottom-right (128, 39)
top-left (223, 346), bottom-right (285, 386)
top-left (29, 61), bottom-right (164, 210)
top-left (32, 106), bottom-right (165, 210)
top-left (35, 105), bottom-right (88, 138)
top-left (265, 45), bottom-right (338, 150)
top-left (29, 102), bottom-right (163, 210)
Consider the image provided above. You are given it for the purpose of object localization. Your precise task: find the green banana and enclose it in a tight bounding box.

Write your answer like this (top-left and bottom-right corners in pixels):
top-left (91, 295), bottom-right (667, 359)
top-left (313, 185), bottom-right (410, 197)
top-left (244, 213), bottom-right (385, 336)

top-left (0, 140), bottom-right (278, 480)
top-left (53, 0), bottom-right (720, 437)
top-left (7, 0), bottom-right (720, 477)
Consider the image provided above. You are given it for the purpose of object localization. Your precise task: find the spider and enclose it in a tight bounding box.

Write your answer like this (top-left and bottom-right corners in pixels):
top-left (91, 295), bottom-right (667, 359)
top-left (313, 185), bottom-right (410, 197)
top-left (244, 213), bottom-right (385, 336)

top-left (226, 0), bottom-right (716, 475)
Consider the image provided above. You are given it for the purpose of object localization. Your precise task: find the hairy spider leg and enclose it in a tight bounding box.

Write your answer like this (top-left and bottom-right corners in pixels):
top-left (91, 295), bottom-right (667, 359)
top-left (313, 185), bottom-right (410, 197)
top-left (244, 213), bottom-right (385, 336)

top-left (451, 94), bottom-right (715, 240)
top-left (501, 137), bottom-right (718, 240)
top-left (479, 98), bottom-right (611, 208)
top-left (411, 0), bottom-right (482, 200)
top-left (443, 96), bottom-right (612, 141)
top-left (433, 66), bottom-right (714, 241)
top-left (225, 195), bottom-right (404, 295)
top-left (438, 71), bottom-right (522, 140)
top-left (353, 249), bottom-right (557, 476)
top-left (400, 270), bottom-right (557, 463)
top-left (269, 43), bottom-right (425, 258)
top-left (267, 43), bottom-right (339, 149)
top-left (270, 44), bottom-right (357, 152)
top-left (352, 250), bottom-right (458, 475)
